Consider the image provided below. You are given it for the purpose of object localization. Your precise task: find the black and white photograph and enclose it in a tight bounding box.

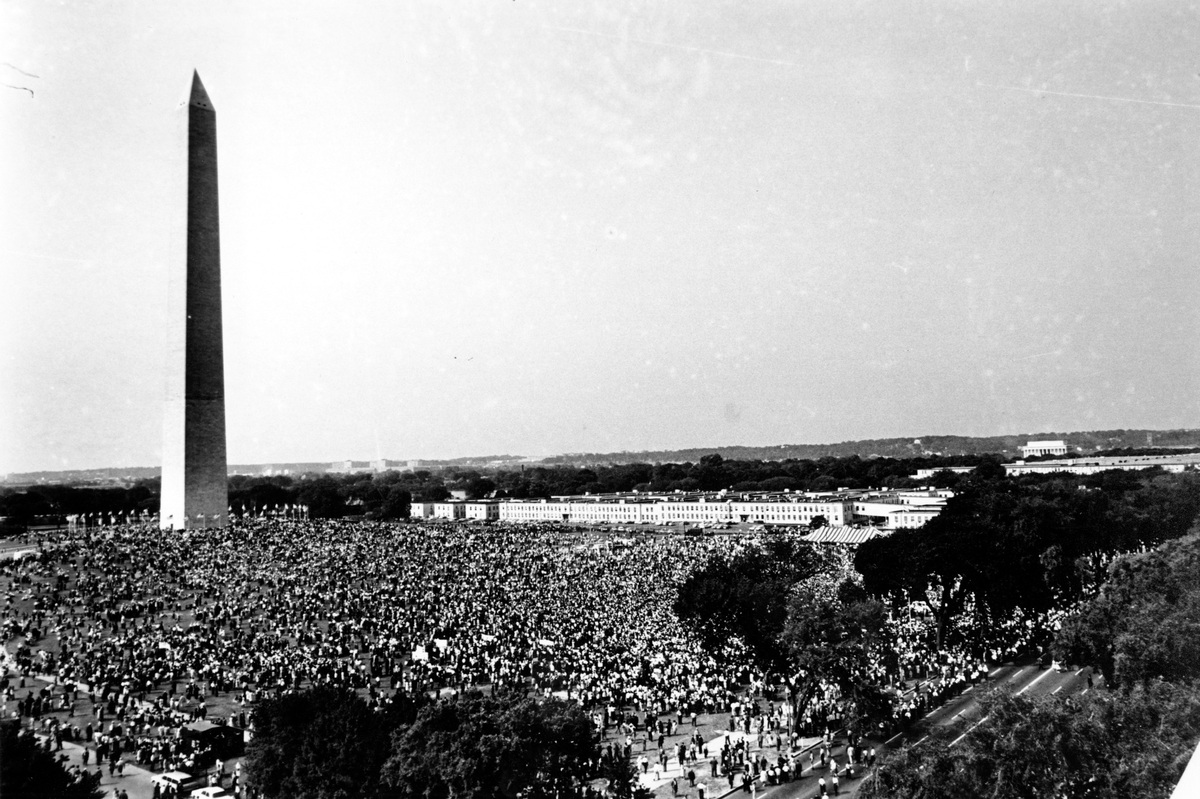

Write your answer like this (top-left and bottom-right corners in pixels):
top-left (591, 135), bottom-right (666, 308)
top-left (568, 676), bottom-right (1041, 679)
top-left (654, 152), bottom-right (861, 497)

top-left (3, 2), bottom-right (1199, 798)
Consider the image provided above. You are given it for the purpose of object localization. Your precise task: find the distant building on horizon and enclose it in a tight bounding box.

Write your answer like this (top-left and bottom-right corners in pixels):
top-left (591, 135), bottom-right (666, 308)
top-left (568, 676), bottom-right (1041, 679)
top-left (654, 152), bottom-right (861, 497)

top-left (1019, 440), bottom-right (1069, 458)
top-left (913, 466), bottom-right (974, 479)
top-left (492, 488), bottom-right (949, 530)
top-left (1005, 452), bottom-right (1200, 476)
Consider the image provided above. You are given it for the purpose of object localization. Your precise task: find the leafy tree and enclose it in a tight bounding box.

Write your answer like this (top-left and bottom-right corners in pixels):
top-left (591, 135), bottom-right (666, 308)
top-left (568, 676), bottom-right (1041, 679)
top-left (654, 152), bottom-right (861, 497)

top-left (864, 527), bottom-right (1200, 799)
top-left (381, 691), bottom-right (597, 799)
top-left (675, 538), bottom-right (829, 671)
top-left (757, 475), bottom-right (800, 491)
top-left (0, 721), bottom-right (104, 799)
top-left (380, 486), bottom-right (412, 520)
top-left (296, 477), bottom-right (347, 519)
top-left (808, 514), bottom-right (828, 529)
top-left (971, 458), bottom-right (1006, 481)
top-left (0, 492), bottom-right (54, 527)
top-left (783, 578), bottom-right (890, 737)
top-left (464, 477), bottom-right (496, 499)
top-left (856, 474), bottom-right (1200, 650)
top-left (596, 746), bottom-right (652, 799)
top-left (420, 484), bottom-right (451, 503)
top-left (244, 687), bottom-right (423, 799)
top-left (1054, 531), bottom-right (1200, 687)
top-left (860, 683), bottom-right (1200, 799)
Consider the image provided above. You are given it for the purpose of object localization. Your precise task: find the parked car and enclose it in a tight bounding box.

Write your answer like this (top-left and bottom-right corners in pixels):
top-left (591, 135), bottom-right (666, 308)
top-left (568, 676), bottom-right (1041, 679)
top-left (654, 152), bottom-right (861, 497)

top-left (154, 772), bottom-right (201, 795)
top-left (191, 788), bottom-right (231, 799)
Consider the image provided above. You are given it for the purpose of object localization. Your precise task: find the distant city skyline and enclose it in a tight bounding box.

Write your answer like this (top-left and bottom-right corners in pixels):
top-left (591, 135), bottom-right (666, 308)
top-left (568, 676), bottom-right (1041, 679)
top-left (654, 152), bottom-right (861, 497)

top-left (4, 1), bottom-right (1199, 474)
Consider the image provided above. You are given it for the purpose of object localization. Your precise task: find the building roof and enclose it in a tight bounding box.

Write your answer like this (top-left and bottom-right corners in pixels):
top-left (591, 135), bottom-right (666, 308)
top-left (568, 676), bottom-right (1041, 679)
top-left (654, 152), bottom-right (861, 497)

top-left (1005, 453), bottom-right (1200, 471)
top-left (802, 526), bottom-right (883, 545)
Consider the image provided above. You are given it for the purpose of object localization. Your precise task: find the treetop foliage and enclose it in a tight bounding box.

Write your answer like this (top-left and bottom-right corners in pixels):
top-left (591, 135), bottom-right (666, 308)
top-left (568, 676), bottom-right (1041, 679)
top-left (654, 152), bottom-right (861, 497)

top-left (245, 686), bottom-right (424, 799)
top-left (381, 691), bottom-right (596, 799)
top-left (854, 472), bottom-right (1200, 648)
top-left (243, 687), bottom-right (599, 799)
top-left (1055, 530), bottom-right (1200, 688)
top-left (864, 526), bottom-right (1200, 799)
top-left (0, 721), bottom-right (104, 799)
top-left (674, 536), bottom-right (831, 672)
top-left (861, 680), bottom-right (1200, 799)
top-left (783, 570), bottom-right (891, 737)
top-left (0, 451), bottom-right (1000, 527)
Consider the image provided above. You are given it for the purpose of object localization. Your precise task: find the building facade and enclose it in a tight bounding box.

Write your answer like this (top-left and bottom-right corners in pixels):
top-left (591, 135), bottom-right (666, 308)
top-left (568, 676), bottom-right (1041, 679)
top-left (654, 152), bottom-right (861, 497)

top-left (494, 488), bottom-right (947, 529)
top-left (1005, 453), bottom-right (1200, 476)
top-left (1019, 440), bottom-right (1069, 458)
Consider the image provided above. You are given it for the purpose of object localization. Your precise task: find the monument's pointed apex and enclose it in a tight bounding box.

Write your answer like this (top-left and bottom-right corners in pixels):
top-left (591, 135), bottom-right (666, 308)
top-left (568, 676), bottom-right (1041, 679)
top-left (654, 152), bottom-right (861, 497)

top-left (189, 71), bottom-right (214, 110)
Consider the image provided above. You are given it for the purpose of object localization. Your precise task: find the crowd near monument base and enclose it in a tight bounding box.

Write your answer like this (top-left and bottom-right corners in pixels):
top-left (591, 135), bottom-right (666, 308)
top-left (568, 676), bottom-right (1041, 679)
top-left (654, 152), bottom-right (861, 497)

top-left (0, 513), bottom-right (1093, 799)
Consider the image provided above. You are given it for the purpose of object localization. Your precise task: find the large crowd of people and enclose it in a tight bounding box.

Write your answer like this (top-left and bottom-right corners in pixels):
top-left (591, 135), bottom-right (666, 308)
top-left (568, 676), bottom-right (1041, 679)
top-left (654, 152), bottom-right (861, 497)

top-left (1, 521), bottom-right (761, 780)
top-left (1, 517), bottom-right (1079, 796)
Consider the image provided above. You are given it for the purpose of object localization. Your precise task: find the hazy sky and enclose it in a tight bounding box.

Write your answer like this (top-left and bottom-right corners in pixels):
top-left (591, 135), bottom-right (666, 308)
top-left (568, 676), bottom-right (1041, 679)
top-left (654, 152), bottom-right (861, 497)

top-left (3, 1), bottom-right (1200, 474)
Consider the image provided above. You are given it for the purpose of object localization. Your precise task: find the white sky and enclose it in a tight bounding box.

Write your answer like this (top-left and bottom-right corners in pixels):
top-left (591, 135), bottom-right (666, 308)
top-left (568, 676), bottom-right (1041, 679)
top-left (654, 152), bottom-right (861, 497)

top-left (3, 0), bottom-right (1199, 474)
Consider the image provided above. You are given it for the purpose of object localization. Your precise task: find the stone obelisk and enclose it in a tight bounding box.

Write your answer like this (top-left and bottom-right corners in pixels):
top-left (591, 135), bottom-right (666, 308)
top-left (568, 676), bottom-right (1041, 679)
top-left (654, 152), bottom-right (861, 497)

top-left (161, 71), bottom-right (228, 530)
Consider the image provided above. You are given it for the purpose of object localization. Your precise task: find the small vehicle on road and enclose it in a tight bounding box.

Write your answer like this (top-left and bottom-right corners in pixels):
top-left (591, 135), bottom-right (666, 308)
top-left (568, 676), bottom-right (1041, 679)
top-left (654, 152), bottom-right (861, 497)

top-left (190, 787), bottom-right (231, 799)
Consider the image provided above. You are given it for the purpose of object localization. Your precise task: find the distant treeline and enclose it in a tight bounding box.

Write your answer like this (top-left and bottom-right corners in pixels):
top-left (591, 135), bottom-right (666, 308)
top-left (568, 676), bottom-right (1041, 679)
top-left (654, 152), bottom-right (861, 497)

top-left (1, 452), bottom-right (994, 526)
top-left (7, 429), bottom-right (1200, 486)
top-left (856, 469), bottom-right (1200, 648)
top-left (3, 447), bottom-right (1198, 527)
top-left (538, 428), bottom-right (1200, 465)
top-left (863, 521), bottom-right (1200, 799)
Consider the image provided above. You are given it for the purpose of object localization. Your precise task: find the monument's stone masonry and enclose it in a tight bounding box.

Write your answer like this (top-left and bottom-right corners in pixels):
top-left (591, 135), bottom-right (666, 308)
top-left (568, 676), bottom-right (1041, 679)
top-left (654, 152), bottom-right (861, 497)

top-left (161, 72), bottom-right (228, 529)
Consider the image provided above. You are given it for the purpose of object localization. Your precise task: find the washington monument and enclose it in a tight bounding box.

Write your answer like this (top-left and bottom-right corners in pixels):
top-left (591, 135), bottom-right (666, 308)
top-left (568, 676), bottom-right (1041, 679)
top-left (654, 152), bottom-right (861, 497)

top-left (160, 71), bottom-right (228, 530)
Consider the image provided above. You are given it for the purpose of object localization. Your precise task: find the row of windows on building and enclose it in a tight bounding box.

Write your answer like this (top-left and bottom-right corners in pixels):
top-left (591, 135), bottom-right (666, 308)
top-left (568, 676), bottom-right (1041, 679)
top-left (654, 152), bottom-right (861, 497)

top-left (410, 496), bottom-right (943, 530)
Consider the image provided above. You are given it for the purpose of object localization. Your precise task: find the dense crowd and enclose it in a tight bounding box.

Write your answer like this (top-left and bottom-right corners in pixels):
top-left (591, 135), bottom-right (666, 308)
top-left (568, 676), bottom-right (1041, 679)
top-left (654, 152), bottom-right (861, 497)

top-left (1, 521), bottom-right (763, 779)
top-left (0, 517), bottom-right (1086, 795)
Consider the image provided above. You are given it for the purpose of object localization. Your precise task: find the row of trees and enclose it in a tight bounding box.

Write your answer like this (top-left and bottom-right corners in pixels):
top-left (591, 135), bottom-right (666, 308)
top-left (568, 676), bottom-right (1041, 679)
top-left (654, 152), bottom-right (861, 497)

top-left (224, 453), bottom-right (996, 514)
top-left (1, 686), bottom-right (638, 799)
top-left (854, 470), bottom-right (1200, 649)
top-left (673, 470), bottom-right (1200, 741)
top-left (243, 687), bottom-right (642, 799)
top-left (674, 538), bottom-right (892, 737)
top-left (3, 451), bottom-right (1001, 527)
top-left (862, 530), bottom-right (1200, 799)
top-left (0, 721), bottom-right (104, 799)
top-left (6, 448), bottom-right (1200, 529)
top-left (475, 452), bottom-right (992, 497)
top-left (14, 453), bottom-right (1199, 527)
top-left (0, 482), bottom-right (157, 527)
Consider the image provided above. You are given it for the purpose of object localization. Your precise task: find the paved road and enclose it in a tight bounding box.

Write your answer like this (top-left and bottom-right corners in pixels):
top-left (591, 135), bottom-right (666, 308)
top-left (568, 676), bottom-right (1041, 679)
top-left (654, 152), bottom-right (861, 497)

top-left (27, 732), bottom-right (167, 799)
top-left (739, 659), bottom-right (1097, 799)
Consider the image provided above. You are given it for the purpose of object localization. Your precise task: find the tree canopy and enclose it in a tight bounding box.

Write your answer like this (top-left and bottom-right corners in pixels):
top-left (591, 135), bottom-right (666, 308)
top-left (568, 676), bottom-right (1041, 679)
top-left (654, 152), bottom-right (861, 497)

top-left (0, 721), bottom-right (104, 799)
top-left (1054, 530), bottom-right (1200, 687)
top-left (380, 691), bottom-right (597, 799)
top-left (860, 682), bottom-right (1200, 799)
top-left (863, 527), bottom-right (1200, 799)
top-left (244, 687), bottom-right (424, 799)
top-left (855, 472), bottom-right (1200, 648)
top-left (674, 536), bottom-right (830, 672)
top-left (783, 577), bottom-right (891, 737)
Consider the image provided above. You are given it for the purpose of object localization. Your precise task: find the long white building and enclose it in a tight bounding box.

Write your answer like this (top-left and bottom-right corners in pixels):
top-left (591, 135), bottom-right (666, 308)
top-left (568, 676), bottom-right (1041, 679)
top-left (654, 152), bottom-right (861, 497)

top-left (494, 488), bottom-right (949, 530)
top-left (1004, 453), bottom-right (1200, 476)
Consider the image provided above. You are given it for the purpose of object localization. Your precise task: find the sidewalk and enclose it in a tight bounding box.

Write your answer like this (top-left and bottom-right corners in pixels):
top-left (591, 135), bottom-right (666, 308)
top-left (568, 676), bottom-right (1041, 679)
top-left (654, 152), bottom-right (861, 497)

top-left (2, 652), bottom-right (241, 799)
top-left (27, 731), bottom-right (169, 799)
top-left (598, 705), bottom-right (837, 799)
